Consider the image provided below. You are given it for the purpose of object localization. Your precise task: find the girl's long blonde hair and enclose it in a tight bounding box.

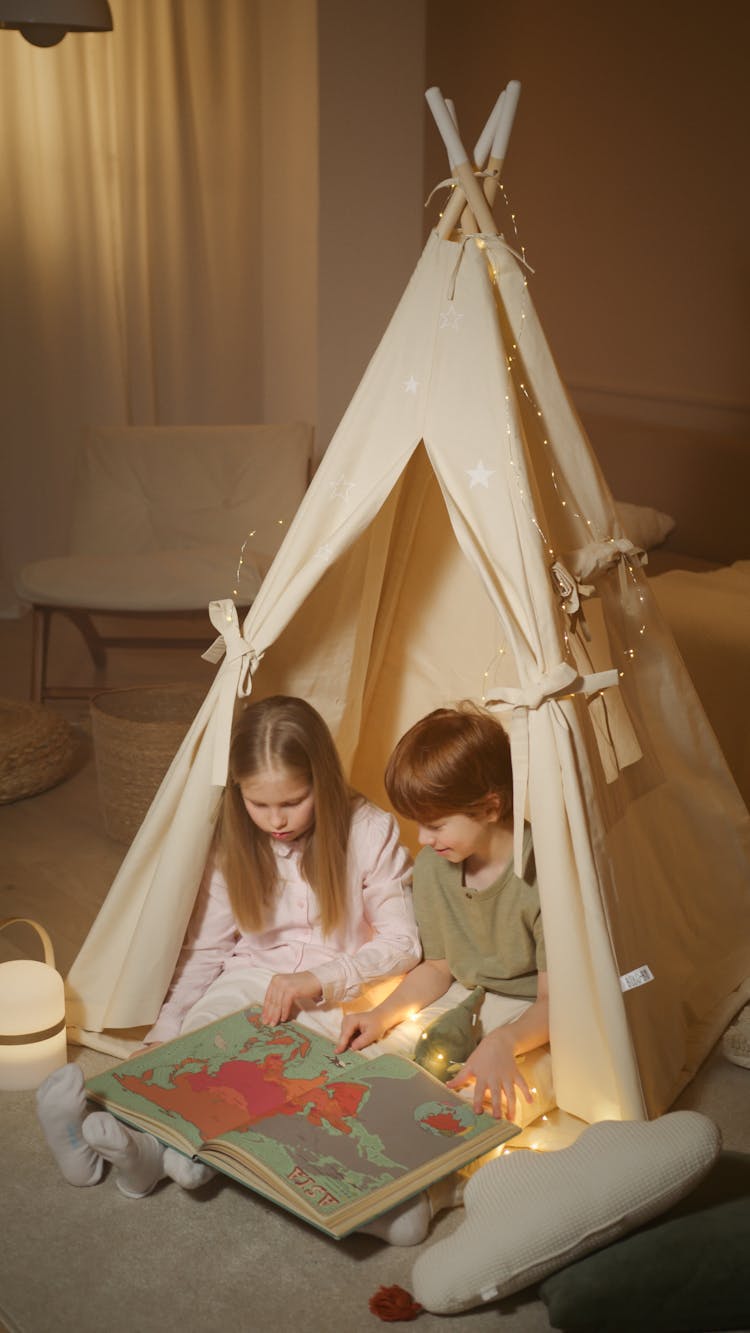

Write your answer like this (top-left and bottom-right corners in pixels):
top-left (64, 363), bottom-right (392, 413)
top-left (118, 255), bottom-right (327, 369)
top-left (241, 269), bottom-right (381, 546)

top-left (215, 695), bottom-right (352, 935)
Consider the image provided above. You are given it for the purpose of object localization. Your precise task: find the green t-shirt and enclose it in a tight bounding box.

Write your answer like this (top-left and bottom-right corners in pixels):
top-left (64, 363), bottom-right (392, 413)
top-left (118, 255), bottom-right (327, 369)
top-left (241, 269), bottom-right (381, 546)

top-left (412, 826), bottom-right (546, 999)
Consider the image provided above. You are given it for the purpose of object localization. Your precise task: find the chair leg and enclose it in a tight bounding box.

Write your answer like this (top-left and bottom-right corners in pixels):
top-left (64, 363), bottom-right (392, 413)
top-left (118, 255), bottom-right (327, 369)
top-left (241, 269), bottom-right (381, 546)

top-left (63, 610), bottom-right (108, 671)
top-left (30, 605), bottom-right (52, 703)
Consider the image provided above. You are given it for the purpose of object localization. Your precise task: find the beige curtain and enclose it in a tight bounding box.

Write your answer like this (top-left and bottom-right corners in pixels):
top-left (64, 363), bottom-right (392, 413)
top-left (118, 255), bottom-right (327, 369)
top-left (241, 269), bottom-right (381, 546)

top-left (0, 0), bottom-right (263, 612)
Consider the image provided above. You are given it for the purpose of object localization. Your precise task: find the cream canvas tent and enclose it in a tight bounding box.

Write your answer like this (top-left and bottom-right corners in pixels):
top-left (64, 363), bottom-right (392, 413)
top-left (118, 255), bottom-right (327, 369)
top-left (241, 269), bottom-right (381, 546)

top-left (66, 87), bottom-right (750, 1127)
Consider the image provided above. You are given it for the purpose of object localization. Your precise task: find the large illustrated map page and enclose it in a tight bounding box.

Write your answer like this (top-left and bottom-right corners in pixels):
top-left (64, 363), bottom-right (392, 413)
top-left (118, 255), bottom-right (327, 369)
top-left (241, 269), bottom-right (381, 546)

top-left (86, 1006), bottom-right (511, 1223)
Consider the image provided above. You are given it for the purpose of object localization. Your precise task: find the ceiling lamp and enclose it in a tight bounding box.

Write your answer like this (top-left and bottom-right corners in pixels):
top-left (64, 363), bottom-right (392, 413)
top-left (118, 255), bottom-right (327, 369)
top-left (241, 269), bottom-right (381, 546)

top-left (0, 0), bottom-right (113, 47)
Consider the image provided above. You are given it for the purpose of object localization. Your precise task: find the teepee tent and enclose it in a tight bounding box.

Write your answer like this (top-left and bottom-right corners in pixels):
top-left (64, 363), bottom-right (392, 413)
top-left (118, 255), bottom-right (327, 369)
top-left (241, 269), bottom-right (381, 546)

top-left (66, 87), bottom-right (750, 1126)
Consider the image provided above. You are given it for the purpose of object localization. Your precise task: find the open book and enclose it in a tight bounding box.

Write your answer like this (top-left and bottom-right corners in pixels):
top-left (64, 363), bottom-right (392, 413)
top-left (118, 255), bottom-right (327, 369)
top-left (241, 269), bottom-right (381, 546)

top-left (85, 1005), bottom-right (519, 1238)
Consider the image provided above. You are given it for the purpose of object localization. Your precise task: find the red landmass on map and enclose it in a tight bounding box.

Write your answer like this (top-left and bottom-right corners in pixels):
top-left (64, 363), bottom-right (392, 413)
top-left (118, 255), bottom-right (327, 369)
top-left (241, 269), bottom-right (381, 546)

top-left (115, 1047), bottom-right (368, 1140)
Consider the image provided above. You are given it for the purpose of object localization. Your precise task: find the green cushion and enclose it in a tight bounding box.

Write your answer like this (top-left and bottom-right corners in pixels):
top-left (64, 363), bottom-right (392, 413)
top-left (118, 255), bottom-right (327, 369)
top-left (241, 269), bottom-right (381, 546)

top-left (539, 1151), bottom-right (750, 1332)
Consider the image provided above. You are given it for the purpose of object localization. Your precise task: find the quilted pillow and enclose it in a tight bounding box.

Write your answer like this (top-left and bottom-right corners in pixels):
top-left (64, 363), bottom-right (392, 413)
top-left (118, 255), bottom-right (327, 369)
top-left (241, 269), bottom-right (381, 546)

top-left (538, 1150), bottom-right (750, 1333)
top-left (411, 1111), bottom-right (720, 1315)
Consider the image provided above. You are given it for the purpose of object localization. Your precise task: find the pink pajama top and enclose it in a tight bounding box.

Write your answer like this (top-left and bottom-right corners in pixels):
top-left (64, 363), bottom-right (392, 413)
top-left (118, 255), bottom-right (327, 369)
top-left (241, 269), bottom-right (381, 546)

top-left (146, 799), bottom-right (419, 1042)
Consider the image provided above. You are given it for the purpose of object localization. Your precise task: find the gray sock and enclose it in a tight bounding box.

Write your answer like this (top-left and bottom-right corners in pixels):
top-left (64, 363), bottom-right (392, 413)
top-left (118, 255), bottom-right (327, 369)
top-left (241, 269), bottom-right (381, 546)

top-left (36, 1064), bottom-right (104, 1187)
top-left (82, 1111), bottom-right (165, 1198)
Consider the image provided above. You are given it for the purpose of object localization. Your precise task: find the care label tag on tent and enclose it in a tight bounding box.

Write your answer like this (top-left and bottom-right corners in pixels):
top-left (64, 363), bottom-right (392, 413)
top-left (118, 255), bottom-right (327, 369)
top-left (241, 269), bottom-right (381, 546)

top-left (620, 965), bottom-right (654, 991)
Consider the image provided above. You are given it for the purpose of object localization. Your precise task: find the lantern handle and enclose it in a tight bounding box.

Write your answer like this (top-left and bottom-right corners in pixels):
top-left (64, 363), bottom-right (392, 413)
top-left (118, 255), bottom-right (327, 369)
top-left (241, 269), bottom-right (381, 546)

top-left (0, 918), bottom-right (56, 969)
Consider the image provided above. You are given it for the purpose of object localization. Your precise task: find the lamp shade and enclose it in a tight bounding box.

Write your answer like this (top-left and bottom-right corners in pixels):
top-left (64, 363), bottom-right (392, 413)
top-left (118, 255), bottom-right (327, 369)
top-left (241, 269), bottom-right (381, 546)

top-left (0, 0), bottom-right (112, 46)
top-left (0, 918), bottom-right (67, 1091)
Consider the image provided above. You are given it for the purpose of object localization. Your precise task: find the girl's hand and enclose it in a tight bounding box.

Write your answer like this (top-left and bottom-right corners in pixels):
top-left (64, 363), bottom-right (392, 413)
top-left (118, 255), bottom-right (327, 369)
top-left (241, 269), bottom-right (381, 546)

top-left (129, 1042), bottom-right (161, 1059)
top-left (336, 1009), bottom-right (389, 1053)
top-left (262, 971), bottom-right (323, 1026)
top-left (446, 1028), bottom-right (533, 1121)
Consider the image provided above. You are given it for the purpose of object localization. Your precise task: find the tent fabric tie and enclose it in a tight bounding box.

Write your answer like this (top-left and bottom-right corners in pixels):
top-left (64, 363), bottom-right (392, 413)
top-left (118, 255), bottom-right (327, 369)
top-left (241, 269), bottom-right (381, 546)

top-left (445, 230), bottom-right (534, 300)
top-left (424, 167), bottom-right (515, 210)
top-left (564, 537), bottom-right (646, 584)
top-left (203, 598), bottom-right (263, 785)
top-left (551, 559), bottom-right (595, 638)
top-left (486, 662), bottom-right (620, 875)
top-left (564, 538), bottom-right (648, 623)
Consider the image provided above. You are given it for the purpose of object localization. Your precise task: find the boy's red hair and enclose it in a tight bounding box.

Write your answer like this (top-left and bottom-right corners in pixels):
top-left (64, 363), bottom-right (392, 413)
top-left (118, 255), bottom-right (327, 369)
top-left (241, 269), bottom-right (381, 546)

top-left (385, 703), bottom-right (512, 823)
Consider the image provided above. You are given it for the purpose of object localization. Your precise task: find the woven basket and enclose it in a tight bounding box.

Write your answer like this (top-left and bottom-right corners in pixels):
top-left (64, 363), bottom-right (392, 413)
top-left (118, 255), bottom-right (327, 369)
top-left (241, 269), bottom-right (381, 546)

top-left (0, 699), bottom-right (77, 804)
top-left (90, 684), bottom-right (206, 843)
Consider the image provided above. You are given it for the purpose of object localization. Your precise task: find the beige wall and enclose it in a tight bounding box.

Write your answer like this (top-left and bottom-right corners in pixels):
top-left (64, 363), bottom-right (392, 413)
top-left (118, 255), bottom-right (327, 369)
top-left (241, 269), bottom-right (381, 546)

top-left (424, 0), bottom-right (750, 440)
top-left (258, 0), bottom-right (427, 458)
top-left (317, 0), bottom-right (426, 456)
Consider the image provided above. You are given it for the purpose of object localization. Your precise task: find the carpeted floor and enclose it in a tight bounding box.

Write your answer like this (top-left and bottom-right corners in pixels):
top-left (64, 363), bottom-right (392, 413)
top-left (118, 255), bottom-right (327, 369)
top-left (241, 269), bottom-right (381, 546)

top-left (1, 612), bottom-right (748, 1333)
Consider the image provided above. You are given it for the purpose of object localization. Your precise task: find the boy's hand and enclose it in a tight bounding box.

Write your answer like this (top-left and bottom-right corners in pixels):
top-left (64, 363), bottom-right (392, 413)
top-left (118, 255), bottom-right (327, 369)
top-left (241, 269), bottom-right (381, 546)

top-left (446, 1028), bottom-right (532, 1121)
top-left (336, 1009), bottom-right (389, 1053)
top-left (262, 971), bottom-right (323, 1026)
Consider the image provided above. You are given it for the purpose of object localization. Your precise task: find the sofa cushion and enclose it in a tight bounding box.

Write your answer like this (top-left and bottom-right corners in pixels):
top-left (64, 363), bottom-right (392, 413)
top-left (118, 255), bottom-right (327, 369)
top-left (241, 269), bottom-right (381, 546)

top-left (614, 500), bottom-right (675, 551)
top-left (538, 1150), bottom-right (750, 1332)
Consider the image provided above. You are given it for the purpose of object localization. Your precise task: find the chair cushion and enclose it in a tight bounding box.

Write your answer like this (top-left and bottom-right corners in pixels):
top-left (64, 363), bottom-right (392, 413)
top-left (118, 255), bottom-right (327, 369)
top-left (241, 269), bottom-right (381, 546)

top-left (538, 1150), bottom-right (750, 1333)
top-left (411, 1111), bottom-right (721, 1315)
top-left (15, 545), bottom-right (270, 612)
top-left (70, 423), bottom-right (312, 556)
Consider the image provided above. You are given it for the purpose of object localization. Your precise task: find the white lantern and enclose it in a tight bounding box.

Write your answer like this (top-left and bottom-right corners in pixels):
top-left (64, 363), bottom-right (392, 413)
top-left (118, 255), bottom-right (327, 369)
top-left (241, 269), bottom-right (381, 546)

top-left (0, 918), bottom-right (67, 1091)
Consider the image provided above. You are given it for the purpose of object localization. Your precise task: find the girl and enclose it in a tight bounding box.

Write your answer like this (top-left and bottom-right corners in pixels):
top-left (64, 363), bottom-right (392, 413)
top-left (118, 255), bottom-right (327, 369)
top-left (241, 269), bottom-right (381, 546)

top-left (337, 703), bottom-right (550, 1124)
top-left (37, 695), bottom-right (425, 1239)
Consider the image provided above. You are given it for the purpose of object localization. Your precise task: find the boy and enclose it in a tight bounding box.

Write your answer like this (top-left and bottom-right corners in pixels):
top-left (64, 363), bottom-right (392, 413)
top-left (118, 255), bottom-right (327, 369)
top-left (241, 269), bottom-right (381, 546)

top-left (338, 704), bottom-right (548, 1122)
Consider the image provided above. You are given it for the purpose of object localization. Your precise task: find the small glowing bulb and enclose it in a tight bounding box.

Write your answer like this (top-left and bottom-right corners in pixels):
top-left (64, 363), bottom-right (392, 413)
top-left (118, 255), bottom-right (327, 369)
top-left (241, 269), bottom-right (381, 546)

top-left (436, 1052), bottom-right (444, 1062)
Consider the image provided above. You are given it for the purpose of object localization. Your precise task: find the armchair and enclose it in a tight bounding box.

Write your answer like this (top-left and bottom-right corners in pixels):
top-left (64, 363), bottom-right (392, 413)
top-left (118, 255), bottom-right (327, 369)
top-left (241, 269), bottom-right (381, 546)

top-left (15, 423), bottom-right (313, 702)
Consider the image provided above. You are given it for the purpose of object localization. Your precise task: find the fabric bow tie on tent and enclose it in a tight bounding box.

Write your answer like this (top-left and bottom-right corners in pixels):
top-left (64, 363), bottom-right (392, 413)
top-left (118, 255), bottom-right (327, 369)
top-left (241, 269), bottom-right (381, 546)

top-left (564, 537), bottom-right (649, 631)
top-left (442, 229), bottom-right (533, 301)
top-left (486, 662), bottom-right (619, 875)
top-left (203, 598), bottom-right (263, 785)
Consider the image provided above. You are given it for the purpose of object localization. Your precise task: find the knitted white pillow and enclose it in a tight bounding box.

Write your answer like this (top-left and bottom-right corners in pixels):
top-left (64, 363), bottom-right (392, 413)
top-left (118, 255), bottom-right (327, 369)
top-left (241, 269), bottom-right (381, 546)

top-left (411, 1111), bottom-right (721, 1315)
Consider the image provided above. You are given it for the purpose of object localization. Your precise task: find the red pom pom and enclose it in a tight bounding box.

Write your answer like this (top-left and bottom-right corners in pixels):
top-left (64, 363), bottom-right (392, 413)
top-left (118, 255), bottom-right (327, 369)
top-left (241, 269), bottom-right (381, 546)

top-left (368, 1285), bottom-right (423, 1322)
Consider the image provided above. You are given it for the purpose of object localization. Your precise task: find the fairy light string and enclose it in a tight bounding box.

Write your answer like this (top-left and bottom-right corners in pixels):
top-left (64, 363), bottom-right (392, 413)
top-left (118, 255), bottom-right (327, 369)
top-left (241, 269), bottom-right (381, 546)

top-left (467, 182), bottom-right (649, 674)
top-left (232, 518), bottom-right (287, 601)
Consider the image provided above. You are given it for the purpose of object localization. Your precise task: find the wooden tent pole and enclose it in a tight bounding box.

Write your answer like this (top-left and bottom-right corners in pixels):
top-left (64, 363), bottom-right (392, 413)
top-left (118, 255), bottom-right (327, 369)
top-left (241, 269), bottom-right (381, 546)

top-left (480, 80), bottom-right (521, 214)
top-left (426, 87), bottom-right (498, 238)
top-left (445, 99), bottom-right (478, 234)
top-left (433, 82), bottom-right (521, 241)
top-left (437, 89), bottom-right (504, 239)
